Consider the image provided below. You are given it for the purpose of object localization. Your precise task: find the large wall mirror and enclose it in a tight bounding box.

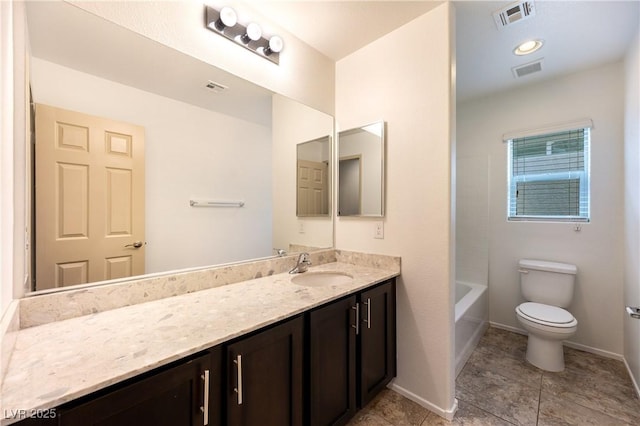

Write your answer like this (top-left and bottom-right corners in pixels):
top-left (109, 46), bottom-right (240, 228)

top-left (337, 122), bottom-right (385, 217)
top-left (25, 2), bottom-right (334, 293)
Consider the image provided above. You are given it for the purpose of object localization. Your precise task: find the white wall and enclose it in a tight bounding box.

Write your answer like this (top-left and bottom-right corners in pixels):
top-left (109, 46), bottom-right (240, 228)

top-left (336, 3), bottom-right (456, 417)
top-left (0, 0), bottom-right (16, 315)
top-left (31, 58), bottom-right (273, 274)
top-left (1, 1), bottom-right (29, 315)
top-left (456, 154), bottom-right (489, 287)
top-left (272, 94), bottom-right (333, 252)
top-left (623, 25), bottom-right (640, 391)
top-left (458, 62), bottom-right (626, 356)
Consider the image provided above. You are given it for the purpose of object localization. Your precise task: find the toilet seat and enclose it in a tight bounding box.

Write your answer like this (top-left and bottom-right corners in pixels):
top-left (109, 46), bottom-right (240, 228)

top-left (516, 302), bottom-right (577, 328)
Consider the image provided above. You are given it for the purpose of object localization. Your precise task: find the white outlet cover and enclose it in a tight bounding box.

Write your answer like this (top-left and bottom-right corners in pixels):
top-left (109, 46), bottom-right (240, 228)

top-left (374, 222), bottom-right (384, 239)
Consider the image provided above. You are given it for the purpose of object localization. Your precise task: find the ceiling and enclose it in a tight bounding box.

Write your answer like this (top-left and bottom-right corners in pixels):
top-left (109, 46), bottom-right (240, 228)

top-left (26, 1), bottom-right (274, 125)
top-left (27, 1), bottom-right (640, 109)
top-left (455, 1), bottom-right (640, 102)
top-left (247, 0), bottom-right (640, 102)
top-left (246, 0), bottom-right (443, 61)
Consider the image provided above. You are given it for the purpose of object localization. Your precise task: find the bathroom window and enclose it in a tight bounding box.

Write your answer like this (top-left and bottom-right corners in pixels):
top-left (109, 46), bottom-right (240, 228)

top-left (507, 127), bottom-right (590, 222)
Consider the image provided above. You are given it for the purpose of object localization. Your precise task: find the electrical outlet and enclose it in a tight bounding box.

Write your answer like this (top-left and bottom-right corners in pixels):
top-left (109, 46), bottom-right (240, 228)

top-left (374, 222), bottom-right (384, 239)
top-left (298, 221), bottom-right (305, 234)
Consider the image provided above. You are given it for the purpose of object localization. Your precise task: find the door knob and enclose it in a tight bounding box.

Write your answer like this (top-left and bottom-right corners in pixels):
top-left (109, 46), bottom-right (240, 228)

top-left (124, 241), bottom-right (144, 248)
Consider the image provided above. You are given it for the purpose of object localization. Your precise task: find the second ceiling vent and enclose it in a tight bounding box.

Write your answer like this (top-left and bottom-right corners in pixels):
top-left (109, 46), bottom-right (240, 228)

top-left (493, 1), bottom-right (536, 30)
top-left (512, 59), bottom-right (543, 78)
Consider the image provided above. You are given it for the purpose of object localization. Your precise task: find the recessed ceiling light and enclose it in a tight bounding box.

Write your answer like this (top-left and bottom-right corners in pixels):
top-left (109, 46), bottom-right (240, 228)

top-left (514, 39), bottom-right (543, 56)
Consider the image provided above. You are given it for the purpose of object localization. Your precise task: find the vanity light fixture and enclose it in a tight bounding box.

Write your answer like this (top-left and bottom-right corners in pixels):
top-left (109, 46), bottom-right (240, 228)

top-left (514, 39), bottom-right (543, 56)
top-left (212, 6), bottom-right (237, 31)
top-left (205, 6), bottom-right (283, 65)
top-left (241, 23), bottom-right (262, 44)
top-left (264, 35), bottom-right (284, 56)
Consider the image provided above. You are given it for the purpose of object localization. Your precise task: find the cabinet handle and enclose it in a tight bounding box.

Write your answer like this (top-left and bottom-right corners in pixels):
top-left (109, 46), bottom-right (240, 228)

top-left (352, 303), bottom-right (360, 335)
top-left (200, 370), bottom-right (210, 425)
top-left (363, 298), bottom-right (371, 329)
top-left (234, 354), bottom-right (243, 405)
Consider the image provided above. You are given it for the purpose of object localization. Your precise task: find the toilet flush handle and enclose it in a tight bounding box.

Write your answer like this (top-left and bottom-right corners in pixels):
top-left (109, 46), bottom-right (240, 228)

top-left (518, 269), bottom-right (529, 274)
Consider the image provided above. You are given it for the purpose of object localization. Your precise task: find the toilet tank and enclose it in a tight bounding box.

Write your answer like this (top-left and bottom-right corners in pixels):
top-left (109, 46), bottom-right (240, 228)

top-left (519, 259), bottom-right (577, 308)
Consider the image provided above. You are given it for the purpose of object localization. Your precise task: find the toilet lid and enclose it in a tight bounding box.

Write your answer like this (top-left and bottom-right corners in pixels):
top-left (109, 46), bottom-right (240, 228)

top-left (517, 302), bottom-right (575, 324)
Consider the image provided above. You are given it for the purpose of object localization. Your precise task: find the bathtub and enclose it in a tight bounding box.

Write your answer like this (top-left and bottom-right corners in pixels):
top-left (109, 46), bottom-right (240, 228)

top-left (455, 281), bottom-right (488, 377)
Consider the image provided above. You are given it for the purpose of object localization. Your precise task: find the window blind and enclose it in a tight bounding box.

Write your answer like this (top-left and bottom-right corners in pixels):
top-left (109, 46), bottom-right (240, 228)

top-left (508, 128), bottom-right (590, 221)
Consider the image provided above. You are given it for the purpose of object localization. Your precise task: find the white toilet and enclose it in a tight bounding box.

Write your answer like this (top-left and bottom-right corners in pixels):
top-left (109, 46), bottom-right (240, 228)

top-left (515, 259), bottom-right (578, 372)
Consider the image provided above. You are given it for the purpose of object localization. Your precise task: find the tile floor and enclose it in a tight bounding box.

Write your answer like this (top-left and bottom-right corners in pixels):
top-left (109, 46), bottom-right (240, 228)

top-left (348, 327), bottom-right (640, 425)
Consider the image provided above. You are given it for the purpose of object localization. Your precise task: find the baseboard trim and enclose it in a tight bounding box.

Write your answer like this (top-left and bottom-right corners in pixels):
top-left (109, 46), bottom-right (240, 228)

top-left (489, 321), bottom-right (624, 361)
top-left (623, 358), bottom-right (640, 398)
top-left (387, 382), bottom-right (458, 421)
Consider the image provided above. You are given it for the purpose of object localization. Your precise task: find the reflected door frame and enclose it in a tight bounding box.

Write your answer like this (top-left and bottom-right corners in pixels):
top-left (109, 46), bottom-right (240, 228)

top-left (34, 104), bottom-right (145, 290)
top-left (338, 155), bottom-right (362, 216)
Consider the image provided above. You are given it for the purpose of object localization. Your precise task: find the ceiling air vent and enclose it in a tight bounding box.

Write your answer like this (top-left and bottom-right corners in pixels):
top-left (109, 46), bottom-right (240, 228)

top-left (493, 1), bottom-right (535, 30)
top-left (205, 80), bottom-right (228, 93)
top-left (512, 59), bottom-right (543, 78)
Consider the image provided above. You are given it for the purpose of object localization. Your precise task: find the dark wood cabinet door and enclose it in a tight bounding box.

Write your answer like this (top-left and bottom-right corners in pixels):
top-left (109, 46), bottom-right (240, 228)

top-left (359, 280), bottom-right (396, 407)
top-left (309, 295), bottom-right (357, 426)
top-left (226, 316), bottom-right (304, 426)
top-left (58, 349), bottom-right (221, 426)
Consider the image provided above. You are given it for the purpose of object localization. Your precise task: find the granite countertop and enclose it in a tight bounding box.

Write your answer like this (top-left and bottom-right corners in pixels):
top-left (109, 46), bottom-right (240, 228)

top-left (1, 261), bottom-right (399, 424)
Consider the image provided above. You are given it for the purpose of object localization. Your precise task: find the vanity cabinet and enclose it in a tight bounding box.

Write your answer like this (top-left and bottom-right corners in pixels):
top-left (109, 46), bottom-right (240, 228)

top-left (359, 280), bottom-right (396, 406)
top-left (11, 279), bottom-right (395, 426)
top-left (309, 279), bottom-right (396, 426)
top-left (225, 316), bottom-right (304, 426)
top-left (309, 295), bottom-right (358, 426)
top-left (57, 348), bottom-right (221, 426)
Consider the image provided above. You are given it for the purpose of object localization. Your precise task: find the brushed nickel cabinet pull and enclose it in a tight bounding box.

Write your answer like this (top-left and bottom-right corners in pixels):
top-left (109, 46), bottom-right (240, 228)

top-left (200, 370), bottom-right (210, 425)
top-left (234, 355), bottom-right (243, 405)
top-left (363, 298), bottom-right (371, 329)
top-left (352, 303), bottom-right (360, 335)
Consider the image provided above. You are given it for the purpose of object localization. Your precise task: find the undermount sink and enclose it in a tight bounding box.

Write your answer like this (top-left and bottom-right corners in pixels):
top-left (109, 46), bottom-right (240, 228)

top-left (291, 271), bottom-right (353, 287)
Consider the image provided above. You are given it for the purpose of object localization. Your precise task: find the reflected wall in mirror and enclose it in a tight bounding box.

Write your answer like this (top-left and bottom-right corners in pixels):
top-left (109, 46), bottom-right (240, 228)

top-left (296, 136), bottom-right (331, 217)
top-left (25, 1), bottom-right (334, 294)
top-left (338, 122), bottom-right (385, 217)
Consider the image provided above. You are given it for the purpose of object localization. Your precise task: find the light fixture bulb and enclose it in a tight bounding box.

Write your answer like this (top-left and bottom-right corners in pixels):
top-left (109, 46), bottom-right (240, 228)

top-left (241, 22), bottom-right (262, 43)
top-left (514, 39), bottom-right (543, 56)
top-left (214, 6), bottom-right (237, 31)
top-left (264, 35), bottom-right (284, 55)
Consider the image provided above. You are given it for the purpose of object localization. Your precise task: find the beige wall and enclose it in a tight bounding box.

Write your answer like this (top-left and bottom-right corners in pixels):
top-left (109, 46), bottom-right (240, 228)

top-left (458, 62), bottom-right (626, 357)
top-left (624, 24), bottom-right (640, 392)
top-left (1, 0), bottom-right (28, 315)
top-left (336, 3), bottom-right (456, 417)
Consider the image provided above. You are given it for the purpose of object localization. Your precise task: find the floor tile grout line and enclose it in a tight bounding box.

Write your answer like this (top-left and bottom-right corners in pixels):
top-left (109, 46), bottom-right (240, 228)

top-left (536, 371), bottom-right (543, 425)
top-left (456, 397), bottom-right (519, 425)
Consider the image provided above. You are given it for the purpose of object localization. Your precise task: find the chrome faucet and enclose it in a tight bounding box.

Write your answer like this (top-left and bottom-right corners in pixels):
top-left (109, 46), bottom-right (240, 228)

top-left (289, 252), bottom-right (312, 274)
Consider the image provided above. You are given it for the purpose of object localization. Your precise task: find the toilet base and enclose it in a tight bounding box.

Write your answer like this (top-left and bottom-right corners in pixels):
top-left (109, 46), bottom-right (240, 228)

top-left (525, 333), bottom-right (565, 372)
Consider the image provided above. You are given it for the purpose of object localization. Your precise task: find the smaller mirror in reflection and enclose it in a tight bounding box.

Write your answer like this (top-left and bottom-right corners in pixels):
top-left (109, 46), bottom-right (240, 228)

top-left (296, 136), bottom-right (331, 217)
top-left (338, 122), bottom-right (385, 217)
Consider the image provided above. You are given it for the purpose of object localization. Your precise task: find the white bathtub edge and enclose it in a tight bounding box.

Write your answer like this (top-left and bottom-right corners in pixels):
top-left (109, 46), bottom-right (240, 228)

top-left (454, 281), bottom-right (487, 323)
top-left (455, 321), bottom-right (489, 377)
